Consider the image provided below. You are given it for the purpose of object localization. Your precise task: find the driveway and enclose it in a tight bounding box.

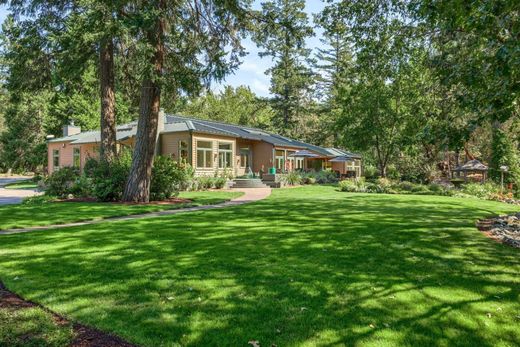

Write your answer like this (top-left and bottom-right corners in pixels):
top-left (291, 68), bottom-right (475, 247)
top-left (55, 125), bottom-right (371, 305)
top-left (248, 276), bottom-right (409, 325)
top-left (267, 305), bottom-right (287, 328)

top-left (0, 177), bottom-right (41, 205)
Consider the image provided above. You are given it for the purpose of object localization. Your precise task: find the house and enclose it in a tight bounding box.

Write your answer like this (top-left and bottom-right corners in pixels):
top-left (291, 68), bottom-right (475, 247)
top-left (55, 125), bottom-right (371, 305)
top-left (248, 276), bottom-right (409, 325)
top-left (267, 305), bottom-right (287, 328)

top-left (47, 113), bottom-right (362, 177)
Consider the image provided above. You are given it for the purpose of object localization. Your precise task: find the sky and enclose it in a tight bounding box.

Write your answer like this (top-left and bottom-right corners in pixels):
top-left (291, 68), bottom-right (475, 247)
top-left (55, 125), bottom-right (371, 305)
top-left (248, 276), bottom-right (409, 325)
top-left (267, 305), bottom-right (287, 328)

top-left (0, 1), bottom-right (326, 97)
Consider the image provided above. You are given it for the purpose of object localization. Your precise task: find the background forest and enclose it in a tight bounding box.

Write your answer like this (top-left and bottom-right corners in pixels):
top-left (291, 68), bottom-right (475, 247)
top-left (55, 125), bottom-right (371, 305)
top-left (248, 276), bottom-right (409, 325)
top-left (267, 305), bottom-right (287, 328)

top-left (0, 0), bottom-right (518, 190)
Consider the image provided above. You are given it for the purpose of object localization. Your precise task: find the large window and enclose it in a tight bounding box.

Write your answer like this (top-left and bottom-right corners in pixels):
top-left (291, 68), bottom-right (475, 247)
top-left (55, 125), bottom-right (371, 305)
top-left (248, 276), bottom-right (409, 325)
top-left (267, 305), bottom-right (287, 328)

top-left (275, 150), bottom-right (285, 170)
top-left (218, 142), bottom-right (233, 169)
top-left (240, 147), bottom-right (250, 168)
top-left (73, 148), bottom-right (81, 168)
top-left (52, 149), bottom-right (60, 168)
top-left (196, 140), bottom-right (213, 168)
top-left (178, 140), bottom-right (189, 161)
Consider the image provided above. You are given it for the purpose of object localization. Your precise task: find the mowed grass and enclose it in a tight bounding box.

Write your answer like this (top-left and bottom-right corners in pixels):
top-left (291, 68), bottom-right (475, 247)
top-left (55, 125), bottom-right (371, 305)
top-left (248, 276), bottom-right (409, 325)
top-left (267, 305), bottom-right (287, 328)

top-left (0, 185), bottom-right (519, 346)
top-left (0, 306), bottom-right (74, 346)
top-left (0, 191), bottom-right (241, 230)
top-left (3, 180), bottom-right (39, 189)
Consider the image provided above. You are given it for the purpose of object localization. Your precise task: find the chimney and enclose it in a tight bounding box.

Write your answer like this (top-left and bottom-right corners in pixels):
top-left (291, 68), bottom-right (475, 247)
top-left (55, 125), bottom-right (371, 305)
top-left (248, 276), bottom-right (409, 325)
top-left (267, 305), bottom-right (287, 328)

top-left (158, 108), bottom-right (165, 133)
top-left (155, 109), bottom-right (165, 155)
top-left (63, 121), bottom-right (81, 137)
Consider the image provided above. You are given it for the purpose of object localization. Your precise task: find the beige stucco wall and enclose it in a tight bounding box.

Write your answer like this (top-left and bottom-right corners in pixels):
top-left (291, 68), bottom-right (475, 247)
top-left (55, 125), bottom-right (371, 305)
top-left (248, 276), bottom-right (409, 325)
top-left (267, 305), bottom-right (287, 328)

top-left (47, 142), bottom-right (99, 174)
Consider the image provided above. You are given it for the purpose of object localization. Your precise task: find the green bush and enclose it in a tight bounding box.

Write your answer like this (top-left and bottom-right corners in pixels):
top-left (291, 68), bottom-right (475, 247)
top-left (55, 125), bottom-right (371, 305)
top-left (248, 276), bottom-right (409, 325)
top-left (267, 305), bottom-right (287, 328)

top-left (44, 167), bottom-right (80, 198)
top-left (197, 176), bottom-right (214, 190)
top-left (86, 152), bottom-right (132, 202)
top-left (69, 175), bottom-right (92, 198)
top-left (461, 182), bottom-right (501, 199)
top-left (213, 176), bottom-right (227, 189)
top-left (305, 177), bottom-right (316, 185)
top-left (338, 178), bottom-right (367, 192)
top-left (338, 179), bottom-right (357, 192)
top-left (285, 171), bottom-right (302, 185)
top-left (314, 170), bottom-right (338, 184)
top-left (150, 156), bottom-right (183, 200)
top-left (363, 164), bottom-right (378, 179)
top-left (397, 181), bottom-right (415, 192)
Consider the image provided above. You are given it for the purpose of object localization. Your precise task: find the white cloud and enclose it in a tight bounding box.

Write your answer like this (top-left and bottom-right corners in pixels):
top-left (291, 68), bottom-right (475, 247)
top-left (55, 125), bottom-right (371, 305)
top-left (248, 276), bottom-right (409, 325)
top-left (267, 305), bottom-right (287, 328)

top-left (251, 78), bottom-right (270, 96)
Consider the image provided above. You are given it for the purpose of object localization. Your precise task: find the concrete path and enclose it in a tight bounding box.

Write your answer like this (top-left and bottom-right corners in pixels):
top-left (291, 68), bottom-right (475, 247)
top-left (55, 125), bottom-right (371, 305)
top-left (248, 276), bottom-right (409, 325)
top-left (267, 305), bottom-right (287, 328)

top-left (0, 177), bottom-right (41, 205)
top-left (0, 187), bottom-right (271, 235)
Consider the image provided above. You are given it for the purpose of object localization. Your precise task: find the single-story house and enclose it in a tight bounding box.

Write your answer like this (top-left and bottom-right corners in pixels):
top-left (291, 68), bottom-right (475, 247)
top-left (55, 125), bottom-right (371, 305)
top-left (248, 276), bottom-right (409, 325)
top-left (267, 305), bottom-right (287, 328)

top-left (47, 113), bottom-right (362, 177)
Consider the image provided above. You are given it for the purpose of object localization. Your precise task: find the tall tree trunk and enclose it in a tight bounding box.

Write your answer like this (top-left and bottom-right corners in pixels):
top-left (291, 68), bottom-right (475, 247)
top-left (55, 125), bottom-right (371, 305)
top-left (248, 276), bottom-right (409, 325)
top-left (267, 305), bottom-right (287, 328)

top-left (122, 1), bottom-right (165, 203)
top-left (100, 37), bottom-right (117, 162)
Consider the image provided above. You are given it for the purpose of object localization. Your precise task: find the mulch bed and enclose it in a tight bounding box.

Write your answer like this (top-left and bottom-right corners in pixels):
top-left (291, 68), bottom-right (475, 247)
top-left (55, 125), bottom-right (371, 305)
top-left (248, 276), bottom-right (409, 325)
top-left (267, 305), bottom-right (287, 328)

top-left (58, 197), bottom-right (192, 205)
top-left (0, 281), bottom-right (136, 347)
top-left (476, 213), bottom-right (520, 248)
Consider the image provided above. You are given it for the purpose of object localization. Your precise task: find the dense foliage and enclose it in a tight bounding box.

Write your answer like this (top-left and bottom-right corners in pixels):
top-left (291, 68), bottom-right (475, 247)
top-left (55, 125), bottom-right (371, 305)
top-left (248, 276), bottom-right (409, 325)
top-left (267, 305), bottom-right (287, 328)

top-left (0, 0), bottom-right (518, 194)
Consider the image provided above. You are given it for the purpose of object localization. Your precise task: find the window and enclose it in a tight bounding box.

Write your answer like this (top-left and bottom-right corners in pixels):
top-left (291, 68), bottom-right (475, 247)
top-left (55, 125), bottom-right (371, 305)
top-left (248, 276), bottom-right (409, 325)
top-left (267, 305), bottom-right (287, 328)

top-left (296, 157), bottom-right (304, 170)
top-left (52, 149), bottom-right (60, 168)
top-left (287, 151), bottom-right (296, 171)
top-left (196, 140), bottom-right (213, 168)
top-left (218, 142), bottom-right (233, 169)
top-left (178, 140), bottom-right (189, 161)
top-left (240, 147), bottom-right (250, 168)
top-left (275, 150), bottom-right (285, 170)
top-left (73, 148), bottom-right (81, 168)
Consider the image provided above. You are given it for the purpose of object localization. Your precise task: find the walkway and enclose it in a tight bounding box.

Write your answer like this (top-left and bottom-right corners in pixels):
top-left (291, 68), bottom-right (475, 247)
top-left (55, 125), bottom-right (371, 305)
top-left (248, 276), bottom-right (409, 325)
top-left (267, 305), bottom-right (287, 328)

top-left (0, 177), bottom-right (41, 205)
top-left (0, 187), bottom-right (271, 235)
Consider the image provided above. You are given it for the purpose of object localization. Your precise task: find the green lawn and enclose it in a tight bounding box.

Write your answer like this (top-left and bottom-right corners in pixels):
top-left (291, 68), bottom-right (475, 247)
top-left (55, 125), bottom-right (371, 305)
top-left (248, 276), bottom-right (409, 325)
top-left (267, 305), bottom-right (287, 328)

top-left (3, 180), bottom-right (39, 189)
top-left (0, 191), bottom-right (241, 230)
top-left (0, 186), bottom-right (519, 346)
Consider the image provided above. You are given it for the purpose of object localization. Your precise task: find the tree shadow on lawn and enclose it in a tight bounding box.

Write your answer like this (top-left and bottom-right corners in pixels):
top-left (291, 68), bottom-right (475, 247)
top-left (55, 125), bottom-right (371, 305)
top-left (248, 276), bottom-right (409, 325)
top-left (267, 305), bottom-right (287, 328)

top-left (0, 190), bottom-right (519, 346)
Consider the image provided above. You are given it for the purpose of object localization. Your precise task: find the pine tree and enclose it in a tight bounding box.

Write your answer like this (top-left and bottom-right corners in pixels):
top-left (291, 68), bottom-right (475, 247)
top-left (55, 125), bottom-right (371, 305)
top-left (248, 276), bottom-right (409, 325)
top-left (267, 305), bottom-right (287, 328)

top-left (252, 0), bottom-right (314, 137)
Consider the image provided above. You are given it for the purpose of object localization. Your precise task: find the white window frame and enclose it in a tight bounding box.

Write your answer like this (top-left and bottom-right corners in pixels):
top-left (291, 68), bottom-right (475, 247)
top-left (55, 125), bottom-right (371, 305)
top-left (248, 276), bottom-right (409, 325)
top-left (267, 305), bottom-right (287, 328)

top-left (73, 147), bottom-right (81, 168)
top-left (52, 149), bottom-right (60, 168)
top-left (218, 141), bottom-right (233, 169)
top-left (275, 150), bottom-right (285, 170)
top-left (296, 157), bottom-right (304, 170)
top-left (178, 140), bottom-right (189, 161)
top-left (240, 147), bottom-right (250, 168)
top-left (196, 140), bottom-right (213, 168)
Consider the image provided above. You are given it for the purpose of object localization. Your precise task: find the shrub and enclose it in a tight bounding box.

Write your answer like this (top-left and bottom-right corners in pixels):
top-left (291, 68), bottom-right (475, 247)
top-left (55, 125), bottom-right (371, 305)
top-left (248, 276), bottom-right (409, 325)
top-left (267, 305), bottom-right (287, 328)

top-left (339, 179), bottom-right (357, 192)
top-left (44, 167), bottom-right (80, 198)
top-left (363, 164), bottom-right (378, 179)
top-left (213, 176), bottom-right (227, 189)
top-left (461, 182), bottom-right (501, 199)
top-left (87, 152), bottom-right (132, 202)
top-left (397, 181), bottom-right (415, 192)
top-left (197, 176), bottom-right (214, 190)
top-left (69, 175), bottom-right (92, 198)
top-left (150, 156), bottom-right (184, 201)
top-left (314, 170), bottom-right (338, 184)
top-left (22, 195), bottom-right (56, 205)
top-left (338, 178), bottom-right (366, 192)
top-left (285, 171), bottom-right (302, 186)
top-left (305, 177), bottom-right (316, 185)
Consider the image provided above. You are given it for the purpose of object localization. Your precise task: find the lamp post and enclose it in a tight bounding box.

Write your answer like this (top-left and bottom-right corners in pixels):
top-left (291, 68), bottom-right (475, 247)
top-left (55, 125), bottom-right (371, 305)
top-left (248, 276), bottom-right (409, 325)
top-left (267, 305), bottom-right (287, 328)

top-left (500, 165), bottom-right (508, 193)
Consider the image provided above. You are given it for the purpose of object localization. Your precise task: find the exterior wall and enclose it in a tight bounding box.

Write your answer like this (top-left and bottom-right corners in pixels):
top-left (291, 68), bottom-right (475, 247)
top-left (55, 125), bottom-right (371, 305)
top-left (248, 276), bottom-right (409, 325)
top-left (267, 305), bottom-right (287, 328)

top-left (47, 142), bottom-right (99, 174)
top-left (332, 161), bottom-right (346, 174)
top-left (160, 131), bottom-right (191, 161)
top-left (252, 141), bottom-right (274, 174)
top-left (47, 142), bottom-right (72, 173)
top-left (191, 133), bottom-right (237, 177)
top-left (80, 144), bottom-right (99, 169)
